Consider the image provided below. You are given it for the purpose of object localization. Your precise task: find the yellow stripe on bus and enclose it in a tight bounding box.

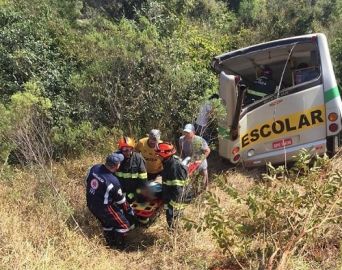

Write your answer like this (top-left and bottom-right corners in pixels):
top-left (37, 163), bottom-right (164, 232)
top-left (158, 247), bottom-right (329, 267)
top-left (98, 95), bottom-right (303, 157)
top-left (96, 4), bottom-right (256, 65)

top-left (241, 105), bottom-right (325, 148)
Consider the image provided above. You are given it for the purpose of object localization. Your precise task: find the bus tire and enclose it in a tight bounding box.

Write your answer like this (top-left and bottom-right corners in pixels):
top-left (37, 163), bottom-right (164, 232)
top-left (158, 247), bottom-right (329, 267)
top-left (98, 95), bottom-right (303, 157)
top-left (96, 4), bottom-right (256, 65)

top-left (327, 135), bottom-right (340, 157)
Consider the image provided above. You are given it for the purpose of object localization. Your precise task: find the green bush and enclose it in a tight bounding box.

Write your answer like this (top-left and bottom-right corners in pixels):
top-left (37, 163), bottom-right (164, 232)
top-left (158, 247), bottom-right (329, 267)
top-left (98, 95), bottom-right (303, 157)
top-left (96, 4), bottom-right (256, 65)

top-left (185, 151), bottom-right (342, 269)
top-left (52, 119), bottom-right (121, 158)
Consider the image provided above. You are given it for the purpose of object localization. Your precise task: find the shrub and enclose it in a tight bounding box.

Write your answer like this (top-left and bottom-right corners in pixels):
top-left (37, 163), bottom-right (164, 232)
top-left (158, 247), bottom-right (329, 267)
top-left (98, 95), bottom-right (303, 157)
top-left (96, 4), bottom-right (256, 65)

top-left (52, 119), bottom-right (122, 158)
top-left (185, 150), bottom-right (342, 269)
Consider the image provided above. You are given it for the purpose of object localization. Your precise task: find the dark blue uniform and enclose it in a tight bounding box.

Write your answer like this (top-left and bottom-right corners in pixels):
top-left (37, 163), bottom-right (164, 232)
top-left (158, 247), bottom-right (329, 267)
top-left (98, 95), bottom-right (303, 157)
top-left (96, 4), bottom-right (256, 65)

top-left (161, 156), bottom-right (188, 227)
top-left (115, 152), bottom-right (148, 202)
top-left (86, 164), bottom-right (134, 246)
top-left (245, 76), bottom-right (276, 105)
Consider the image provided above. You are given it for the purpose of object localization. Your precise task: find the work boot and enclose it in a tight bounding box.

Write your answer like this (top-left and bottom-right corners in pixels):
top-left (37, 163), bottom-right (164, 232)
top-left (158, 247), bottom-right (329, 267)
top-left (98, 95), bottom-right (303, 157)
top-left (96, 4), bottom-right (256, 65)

top-left (113, 232), bottom-right (127, 250)
top-left (103, 229), bottom-right (116, 247)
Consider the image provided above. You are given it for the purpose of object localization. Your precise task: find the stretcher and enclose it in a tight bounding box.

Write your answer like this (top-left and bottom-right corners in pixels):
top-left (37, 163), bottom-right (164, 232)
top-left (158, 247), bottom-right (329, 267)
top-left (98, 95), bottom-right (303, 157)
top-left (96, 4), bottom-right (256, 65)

top-left (131, 161), bottom-right (201, 225)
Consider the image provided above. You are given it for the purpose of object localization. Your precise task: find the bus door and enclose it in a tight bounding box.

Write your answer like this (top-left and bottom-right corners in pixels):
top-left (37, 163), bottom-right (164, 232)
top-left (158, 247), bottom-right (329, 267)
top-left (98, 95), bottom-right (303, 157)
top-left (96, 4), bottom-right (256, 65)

top-left (218, 72), bottom-right (239, 163)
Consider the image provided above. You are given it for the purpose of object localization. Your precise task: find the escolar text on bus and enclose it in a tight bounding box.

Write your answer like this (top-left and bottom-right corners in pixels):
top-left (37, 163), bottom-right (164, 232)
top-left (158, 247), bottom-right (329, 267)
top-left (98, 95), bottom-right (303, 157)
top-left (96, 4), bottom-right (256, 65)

top-left (241, 105), bottom-right (325, 148)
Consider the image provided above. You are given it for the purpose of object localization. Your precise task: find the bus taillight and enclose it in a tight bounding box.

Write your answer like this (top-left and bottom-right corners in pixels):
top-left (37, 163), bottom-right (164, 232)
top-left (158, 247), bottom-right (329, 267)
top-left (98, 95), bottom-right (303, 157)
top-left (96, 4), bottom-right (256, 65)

top-left (328, 112), bottom-right (338, 122)
top-left (232, 146), bottom-right (240, 155)
top-left (233, 154), bottom-right (240, 162)
top-left (329, 123), bottom-right (338, 132)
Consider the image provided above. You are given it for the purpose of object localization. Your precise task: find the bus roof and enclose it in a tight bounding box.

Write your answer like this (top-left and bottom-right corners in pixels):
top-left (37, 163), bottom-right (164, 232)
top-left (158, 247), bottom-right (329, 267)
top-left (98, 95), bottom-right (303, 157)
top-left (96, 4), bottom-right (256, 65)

top-left (212, 33), bottom-right (323, 73)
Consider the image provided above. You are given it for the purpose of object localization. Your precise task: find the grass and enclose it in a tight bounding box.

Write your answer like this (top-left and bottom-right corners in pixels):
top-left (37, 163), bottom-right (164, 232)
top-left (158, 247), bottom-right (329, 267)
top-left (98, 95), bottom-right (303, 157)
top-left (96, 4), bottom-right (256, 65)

top-left (0, 152), bottom-right (341, 269)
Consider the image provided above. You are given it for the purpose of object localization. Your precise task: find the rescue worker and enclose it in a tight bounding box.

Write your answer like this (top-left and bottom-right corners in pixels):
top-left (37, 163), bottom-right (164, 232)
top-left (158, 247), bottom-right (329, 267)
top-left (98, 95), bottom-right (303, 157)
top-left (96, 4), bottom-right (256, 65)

top-left (85, 153), bottom-right (135, 250)
top-left (179, 123), bottom-right (211, 190)
top-left (115, 137), bottom-right (148, 203)
top-left (245, 65), bottom-right (276, 105)
top-left (155, 142), bottom-right (188, 228)
top-left (136, 129), bottom-right (163, 181)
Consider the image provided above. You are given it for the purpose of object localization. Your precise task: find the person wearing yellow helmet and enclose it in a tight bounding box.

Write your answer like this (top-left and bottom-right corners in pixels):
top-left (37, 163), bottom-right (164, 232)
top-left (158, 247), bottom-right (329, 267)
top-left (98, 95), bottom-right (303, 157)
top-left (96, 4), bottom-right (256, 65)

top-left (115, 136), bottom-right (148, 203)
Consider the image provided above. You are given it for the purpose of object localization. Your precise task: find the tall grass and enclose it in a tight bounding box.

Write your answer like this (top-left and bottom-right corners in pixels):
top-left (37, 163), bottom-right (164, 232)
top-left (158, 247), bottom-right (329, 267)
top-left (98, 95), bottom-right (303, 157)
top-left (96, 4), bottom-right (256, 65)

top-left (0, 154), bottom-right (218, 270)
top-left (1, 153), bottom-right (341, 269)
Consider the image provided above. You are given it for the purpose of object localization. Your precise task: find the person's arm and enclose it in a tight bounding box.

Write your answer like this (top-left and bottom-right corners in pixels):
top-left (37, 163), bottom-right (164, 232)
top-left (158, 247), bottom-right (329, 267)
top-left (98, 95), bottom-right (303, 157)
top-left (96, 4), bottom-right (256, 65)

top-left (135, 140), bottom-right (142, 152)
top-left (178, 137), bottom-right (183, 158)
top-left (137, 154), bottom-right (147, 181)
top-left (179, 163), bottom-right (188, 180)
top-left (202, 138), bottom-right (210, 158)
top-left (111, 180), bottom-right (133, 213)
top-left (203, 146), bottom-right (210, 158)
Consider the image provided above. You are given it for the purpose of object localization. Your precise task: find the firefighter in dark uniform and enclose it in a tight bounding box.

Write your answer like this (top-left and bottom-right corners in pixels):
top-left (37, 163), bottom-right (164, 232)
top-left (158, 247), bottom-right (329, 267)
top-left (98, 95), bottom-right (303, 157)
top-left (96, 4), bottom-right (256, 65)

top-left (85, 153), bottom-right (135, 249)
top-left (155, 142), bottom-right (188, 228)
top-left (115, 137), bottom-right (148, 203)
top-left (245, 65), bottom-right (276, 105)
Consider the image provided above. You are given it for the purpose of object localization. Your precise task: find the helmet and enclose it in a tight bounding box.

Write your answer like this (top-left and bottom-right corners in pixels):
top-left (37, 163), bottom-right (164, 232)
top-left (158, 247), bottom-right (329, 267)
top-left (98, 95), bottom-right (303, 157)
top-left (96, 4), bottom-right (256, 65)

top-left (117, 136), bottom-right (136, 149)
top-left (261, 66), bottom-right (272, 78)
top-left (156, 142), bottom-right (176, 159)
top-left (149, 129), bottom-right (161, 141)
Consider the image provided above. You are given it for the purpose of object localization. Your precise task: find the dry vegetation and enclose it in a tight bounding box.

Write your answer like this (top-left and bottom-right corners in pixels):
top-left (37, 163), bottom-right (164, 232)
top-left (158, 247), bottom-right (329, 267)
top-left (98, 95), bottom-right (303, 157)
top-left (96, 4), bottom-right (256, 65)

top-left (0, 153), bottom-right (341, 270)
top-left (0, 154), bottom-right (219, 270)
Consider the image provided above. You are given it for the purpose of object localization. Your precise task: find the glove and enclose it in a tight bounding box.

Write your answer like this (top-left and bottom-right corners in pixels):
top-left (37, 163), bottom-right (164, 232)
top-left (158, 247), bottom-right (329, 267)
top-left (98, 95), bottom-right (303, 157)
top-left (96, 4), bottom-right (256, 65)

top-left (181, 156), bottom-right (191, 166)
top-left (127, 207), bottom-right (135, 217)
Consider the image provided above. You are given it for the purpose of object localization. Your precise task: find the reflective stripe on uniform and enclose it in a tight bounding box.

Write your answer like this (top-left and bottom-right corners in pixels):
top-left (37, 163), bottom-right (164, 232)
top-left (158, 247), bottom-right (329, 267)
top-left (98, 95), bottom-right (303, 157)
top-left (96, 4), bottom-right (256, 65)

top-left (115, 197), bottom-right (126, 204)
top-left (247, 89), bottom-right (267, 97)
top-left (104, 183), bottom-right (114, 204)
top-left (138, 172), bottom-right (147, 179)
top-left (115, 228), bottom-right (130, 233)
top-left (116, 172), bottom-right (147, 180)
top-left (170, 200), bottom-right (186, 210)
top-left (108, 205), bottom-right (129, 229)
top-left (163, 179), bottom-right (188, 186)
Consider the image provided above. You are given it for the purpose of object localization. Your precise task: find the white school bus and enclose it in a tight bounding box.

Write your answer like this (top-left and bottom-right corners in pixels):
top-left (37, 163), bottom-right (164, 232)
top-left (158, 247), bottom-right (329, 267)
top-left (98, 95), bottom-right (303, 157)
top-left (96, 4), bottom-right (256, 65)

top-left (212, 33), bottom-right (342, 167)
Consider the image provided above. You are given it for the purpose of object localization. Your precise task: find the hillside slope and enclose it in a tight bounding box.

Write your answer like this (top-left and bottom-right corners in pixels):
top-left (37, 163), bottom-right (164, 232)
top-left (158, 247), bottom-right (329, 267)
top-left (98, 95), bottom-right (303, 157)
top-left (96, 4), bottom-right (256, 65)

top-left (1, 152), bottom-right (341, 269)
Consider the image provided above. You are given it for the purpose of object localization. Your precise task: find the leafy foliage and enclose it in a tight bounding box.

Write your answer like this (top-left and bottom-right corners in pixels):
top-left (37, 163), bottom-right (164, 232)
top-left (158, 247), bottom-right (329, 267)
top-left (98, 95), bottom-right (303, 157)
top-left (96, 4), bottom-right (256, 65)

top-left (185, 151), bottom-right (342, 269)
top-left (0, 0), bottom-right (341, 160)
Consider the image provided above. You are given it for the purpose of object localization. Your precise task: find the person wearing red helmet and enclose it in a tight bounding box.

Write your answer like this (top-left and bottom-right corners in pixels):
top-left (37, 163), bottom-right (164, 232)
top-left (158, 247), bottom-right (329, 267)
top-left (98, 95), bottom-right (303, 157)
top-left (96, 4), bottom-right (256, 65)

top-left (245, 65), bottom-right (276, 105)
top-left (115, 136), bottom-right (148, 203)
top-left (155, 142), bottom-right (188, 228)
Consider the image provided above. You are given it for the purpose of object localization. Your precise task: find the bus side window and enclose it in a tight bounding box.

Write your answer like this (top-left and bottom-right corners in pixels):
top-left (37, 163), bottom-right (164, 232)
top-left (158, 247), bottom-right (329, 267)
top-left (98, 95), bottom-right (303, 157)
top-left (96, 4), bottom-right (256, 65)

top-left (293, 63), bottom-right (320, 85)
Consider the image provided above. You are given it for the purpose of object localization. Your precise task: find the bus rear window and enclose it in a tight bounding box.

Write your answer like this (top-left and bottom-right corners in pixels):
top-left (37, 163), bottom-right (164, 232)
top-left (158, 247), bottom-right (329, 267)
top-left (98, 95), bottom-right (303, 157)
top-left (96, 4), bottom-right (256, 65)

top-left (293, 66), bottom-right (320, 85)
top-left (217, 41), bottom-right (322, 107)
